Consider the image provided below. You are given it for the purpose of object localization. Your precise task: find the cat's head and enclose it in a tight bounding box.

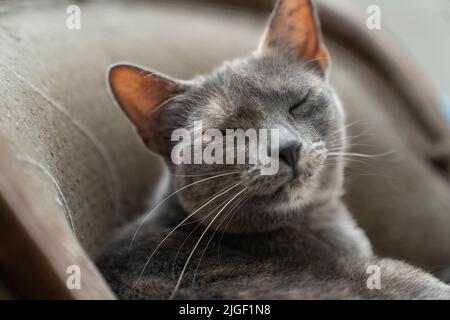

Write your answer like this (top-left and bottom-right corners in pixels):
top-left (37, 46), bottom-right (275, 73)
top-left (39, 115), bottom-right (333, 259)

top-left (109, 0), bottom-right (346, 233)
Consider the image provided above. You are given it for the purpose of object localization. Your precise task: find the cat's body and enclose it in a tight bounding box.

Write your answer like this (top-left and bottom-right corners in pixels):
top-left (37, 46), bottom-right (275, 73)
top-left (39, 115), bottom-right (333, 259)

top-left (98, 196), bottom-right (450, 299)
top-left (97, 0), bottom-right (450, 299)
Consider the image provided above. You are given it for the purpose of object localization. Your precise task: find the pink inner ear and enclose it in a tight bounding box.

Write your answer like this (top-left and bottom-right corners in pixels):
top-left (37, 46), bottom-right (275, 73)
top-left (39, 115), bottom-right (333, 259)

top-left (261, 0), bottom-right (330, 71)
top-left (108, 64), bottom-right (179, 145)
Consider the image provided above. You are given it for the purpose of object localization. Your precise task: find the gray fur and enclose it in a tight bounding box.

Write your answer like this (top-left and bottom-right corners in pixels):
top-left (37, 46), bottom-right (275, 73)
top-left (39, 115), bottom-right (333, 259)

top-left (97, 199), bottom-right (450, 299)
top-left (97, 7), bottom-right (450, 300)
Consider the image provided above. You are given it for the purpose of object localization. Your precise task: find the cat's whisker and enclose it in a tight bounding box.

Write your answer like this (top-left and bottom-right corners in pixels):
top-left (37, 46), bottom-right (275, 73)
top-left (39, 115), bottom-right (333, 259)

top-left (325, 158), bottom-right (368, 166)
top-left (170, 207), bottom-right (217, 280)
top-left (128, 170), bottom-right (244, 251)
top-left (216, 191), bottom-right (249, 269)
top-left (163, 177), bottom-right (250, 234)
top-left (163, 215), bottom-right (206, 236)
top-left (171, 170), bottom-right (242, 177)
top-left (326, 156), bottom-right (367, 162)
top-left (161, 177), bottom-right (248, 235)
top-left (327, 138), bottom-right (381, 149)
top-left (327, 137), bottom-right (362, 149)
top-left (327, 128), bottom-right (373, 147)
top-left (191, 189), bottom-right (250, 285)
top-left (189, 206), bottom-right (234, 286)
top-left (327, 143), bottom-right (380, 151)
top-left (169, 187), bottom-right (248, 299)
top-left (327, 121), bottom-right (360, 139)
top-left (133, 180), bottom-right (247, 286)
top-left (170, 178), bottom-right (250, 278)
top-left (162, 178), bottom-right (246, 235)
top-left (326, 126), bottom-right (363, 149)
top-left (327, 150), bottom-right (396, 159)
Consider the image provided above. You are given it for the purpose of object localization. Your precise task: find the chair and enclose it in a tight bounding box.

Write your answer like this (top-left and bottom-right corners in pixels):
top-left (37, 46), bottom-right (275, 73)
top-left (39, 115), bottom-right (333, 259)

top-left (0, 0), bottom-right (449, 299)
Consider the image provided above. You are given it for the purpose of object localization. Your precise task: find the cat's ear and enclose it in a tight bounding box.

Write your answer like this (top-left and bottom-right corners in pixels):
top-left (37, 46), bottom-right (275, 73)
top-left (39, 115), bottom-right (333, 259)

top-left (108, 64), bottom-right (186, 150)
top-left (259, 0), bottom-right (330, 74)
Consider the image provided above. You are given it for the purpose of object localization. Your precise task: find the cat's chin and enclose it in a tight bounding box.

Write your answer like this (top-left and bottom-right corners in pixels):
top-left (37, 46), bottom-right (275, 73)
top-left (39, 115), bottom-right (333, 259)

top-left (251, 169), bottom-right (316, 198)
top-left (246, 180), bottom-right (313, 216)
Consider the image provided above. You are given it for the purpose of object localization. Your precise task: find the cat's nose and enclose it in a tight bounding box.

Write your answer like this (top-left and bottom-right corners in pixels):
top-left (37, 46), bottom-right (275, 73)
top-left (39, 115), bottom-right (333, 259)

top-left (279, 142), bottom-right (302, 170)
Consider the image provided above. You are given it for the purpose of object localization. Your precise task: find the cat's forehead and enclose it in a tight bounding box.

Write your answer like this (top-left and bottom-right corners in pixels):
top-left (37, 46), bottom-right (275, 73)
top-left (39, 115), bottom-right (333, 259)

top-left (182, 54), bottom-right (326, 127)
top-left (200, 55), bottom-right (322, 107)
top-left (216, 55), bottom-right (319, 89)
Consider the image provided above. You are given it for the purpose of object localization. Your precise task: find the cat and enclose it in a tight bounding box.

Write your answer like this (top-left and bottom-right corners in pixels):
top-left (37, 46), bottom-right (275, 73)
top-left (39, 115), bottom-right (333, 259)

top-left (97, 0), bottom-right (450, 299)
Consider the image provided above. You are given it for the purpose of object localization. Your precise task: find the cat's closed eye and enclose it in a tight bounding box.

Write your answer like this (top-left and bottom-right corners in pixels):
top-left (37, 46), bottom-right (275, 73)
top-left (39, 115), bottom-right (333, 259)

top-left (289, 91), bottom-right (318, 117)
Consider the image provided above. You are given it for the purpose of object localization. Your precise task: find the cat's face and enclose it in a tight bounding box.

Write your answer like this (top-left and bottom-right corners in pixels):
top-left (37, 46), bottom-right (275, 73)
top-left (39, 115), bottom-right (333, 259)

top-left (109, 0), bottom-right (346, 232)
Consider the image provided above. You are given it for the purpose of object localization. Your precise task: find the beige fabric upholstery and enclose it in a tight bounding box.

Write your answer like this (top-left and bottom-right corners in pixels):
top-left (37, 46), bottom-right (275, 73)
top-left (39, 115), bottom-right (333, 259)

top-left (0, 0), bottom-right (449, 298)
top-left (0, 0), bottom-right (265, 257)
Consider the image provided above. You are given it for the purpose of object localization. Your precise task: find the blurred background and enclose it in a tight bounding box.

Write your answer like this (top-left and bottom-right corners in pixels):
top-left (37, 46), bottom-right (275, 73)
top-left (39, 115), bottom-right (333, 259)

top-left (0, 0), bottom-right (449, 299)
top-left (341, 0), bottom-right (450, 121)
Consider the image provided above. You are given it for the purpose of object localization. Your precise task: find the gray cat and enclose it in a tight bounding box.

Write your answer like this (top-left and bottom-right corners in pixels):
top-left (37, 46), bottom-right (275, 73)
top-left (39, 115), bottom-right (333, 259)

top-left (97, 0), bottom-right (450, 299)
